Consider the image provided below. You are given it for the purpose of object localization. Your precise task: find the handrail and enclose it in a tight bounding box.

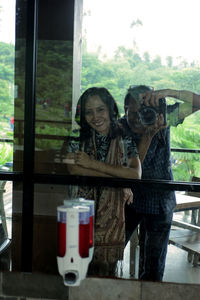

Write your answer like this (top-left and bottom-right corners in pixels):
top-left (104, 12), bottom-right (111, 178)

top-left (0, 172), bottom-right (199, 192)
top-left (1, 138), bottom-right (200, 152)
top-left (14, 118), bottom-right (71, 124)
top-left (0, 139), bottom-right (13, 143)
top-left (171, 148), bottom-right (200, 153)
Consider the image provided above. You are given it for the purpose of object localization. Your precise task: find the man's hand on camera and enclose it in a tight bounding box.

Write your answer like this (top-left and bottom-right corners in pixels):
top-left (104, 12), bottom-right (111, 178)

top-left (139, 91), bottom-right (164, 107)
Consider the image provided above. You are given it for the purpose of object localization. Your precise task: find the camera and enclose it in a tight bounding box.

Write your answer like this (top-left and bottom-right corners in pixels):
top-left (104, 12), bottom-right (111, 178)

top-left (139, 98), bottom-right (167, 126)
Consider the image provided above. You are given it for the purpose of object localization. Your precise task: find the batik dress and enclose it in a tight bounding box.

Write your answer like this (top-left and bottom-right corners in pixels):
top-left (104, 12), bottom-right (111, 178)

top-left (67, 130), bottom-right (138, 273)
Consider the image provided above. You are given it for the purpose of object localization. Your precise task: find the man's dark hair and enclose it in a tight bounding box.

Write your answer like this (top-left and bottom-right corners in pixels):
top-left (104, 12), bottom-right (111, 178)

top-left (124, 85), bottom-right (153, 106)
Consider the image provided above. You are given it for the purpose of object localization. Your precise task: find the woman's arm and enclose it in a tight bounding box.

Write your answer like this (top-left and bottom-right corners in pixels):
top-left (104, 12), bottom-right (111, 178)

top-left (63, 153), bottom-right (112, 177)
top-left (65, 162), bottom-right (112, 177)
top-left (74, 151), bottom-right (141, 179)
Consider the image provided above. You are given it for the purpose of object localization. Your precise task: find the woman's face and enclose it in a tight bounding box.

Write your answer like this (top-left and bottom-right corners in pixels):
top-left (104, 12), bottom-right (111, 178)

top-left (85, 95), bottom-right (110, 135)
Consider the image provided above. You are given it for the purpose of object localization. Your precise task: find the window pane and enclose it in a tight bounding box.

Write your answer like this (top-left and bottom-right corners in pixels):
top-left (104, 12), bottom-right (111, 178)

top-left (0, 180), bottom-right (13, 271)
top-left (0, 0), bottom-right (15, 172)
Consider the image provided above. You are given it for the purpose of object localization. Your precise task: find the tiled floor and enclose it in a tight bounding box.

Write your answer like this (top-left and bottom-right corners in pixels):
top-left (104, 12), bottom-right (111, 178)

top-left (118, 240), bottom-right (200, 284)
top-left (165, 206), bottom-right (200, 284)
top-left (164, 243), bottom-right (200, 284)
top-left (119, 216), bottom-right (200, 284)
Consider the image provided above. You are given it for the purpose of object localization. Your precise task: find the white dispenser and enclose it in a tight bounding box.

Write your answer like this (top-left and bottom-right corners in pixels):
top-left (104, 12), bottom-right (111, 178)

top-left (57, 203), bottom-right (92, 286)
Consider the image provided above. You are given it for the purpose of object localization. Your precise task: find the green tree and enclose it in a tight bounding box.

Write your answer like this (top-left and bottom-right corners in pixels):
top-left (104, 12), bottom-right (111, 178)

top-left (166, 56), bottom-right (173, 68)
top-left (0, 42), bottom-right (14, 116)
top-left (143, 51), bottom-right (150, 64)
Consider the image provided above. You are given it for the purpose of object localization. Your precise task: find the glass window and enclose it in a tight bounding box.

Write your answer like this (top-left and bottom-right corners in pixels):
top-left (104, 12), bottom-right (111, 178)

top-left (0, 0), bottom-right (15, 172)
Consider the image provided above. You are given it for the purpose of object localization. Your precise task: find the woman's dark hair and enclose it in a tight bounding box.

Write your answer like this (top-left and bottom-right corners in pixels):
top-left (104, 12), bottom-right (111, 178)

top-left (75, 87), bottom-right (122, 139)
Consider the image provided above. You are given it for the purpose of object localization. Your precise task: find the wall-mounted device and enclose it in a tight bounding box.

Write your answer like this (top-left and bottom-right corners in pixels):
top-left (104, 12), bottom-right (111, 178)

top-left (57, 198), bottom-right (94, 286)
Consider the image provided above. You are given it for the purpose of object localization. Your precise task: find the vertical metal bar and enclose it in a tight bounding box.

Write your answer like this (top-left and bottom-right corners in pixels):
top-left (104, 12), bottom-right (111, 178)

top-left (21, 0), bottom-right (38, 272)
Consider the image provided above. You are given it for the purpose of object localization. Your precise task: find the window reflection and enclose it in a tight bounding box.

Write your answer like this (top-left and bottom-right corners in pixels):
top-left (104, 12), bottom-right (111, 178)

top-left (34, 40), bottom-right (73, 174)
top-left (6, 0), bottom-right (200, 284)
top-left (0, 36), bottom-right (15, 171)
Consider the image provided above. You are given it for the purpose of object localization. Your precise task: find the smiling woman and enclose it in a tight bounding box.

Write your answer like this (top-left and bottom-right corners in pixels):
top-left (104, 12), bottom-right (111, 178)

top-left (64, 87), bottom-right (141, 276)
top-left (85, 95), bottom-right (110, 135)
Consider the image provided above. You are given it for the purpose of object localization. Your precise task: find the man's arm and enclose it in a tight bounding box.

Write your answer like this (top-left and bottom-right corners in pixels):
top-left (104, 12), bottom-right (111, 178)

top-left (137, 114), bottom-right (166, 163)
top-left (150, 89), bottom-right (200, 120)
top-left (137, 133), bottom-right (152, 163)
top-left (137, 89), bottom-right (200, 162)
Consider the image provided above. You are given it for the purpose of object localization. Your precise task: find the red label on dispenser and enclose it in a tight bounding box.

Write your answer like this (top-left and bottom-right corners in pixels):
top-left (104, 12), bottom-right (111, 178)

top-left (57, 211), bottom-right (66, 257)
top-left (79, 210), bottom-right (90, 258)
top-left (89, 216), bottom-right (94, 248)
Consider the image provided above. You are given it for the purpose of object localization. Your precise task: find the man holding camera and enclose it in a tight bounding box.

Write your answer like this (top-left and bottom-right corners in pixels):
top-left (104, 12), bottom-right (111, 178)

top-left (120, 85), bottom-right (200, 281)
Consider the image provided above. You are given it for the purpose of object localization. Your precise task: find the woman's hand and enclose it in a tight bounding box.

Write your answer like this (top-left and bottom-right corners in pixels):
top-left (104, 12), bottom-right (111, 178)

top-left (123, 188), bottom-right (133, 205)
top-left (63, 152), bottom-right (76, 164)
top-left (75, 151), bottom-right (92, 168)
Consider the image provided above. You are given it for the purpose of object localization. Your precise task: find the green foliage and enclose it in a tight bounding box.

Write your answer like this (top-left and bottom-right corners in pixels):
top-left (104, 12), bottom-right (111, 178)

top-left (0, 143), bottom-right (13, 168)
top-left (172, 151), bottom-right (200, 181)
top-left (36, 41), bottom-right (73, 105)
top-left (35, 124), bottom-right (70, 149)
top-left (170, 111), bottom-right (200, 181)
top-left (15, 40), bottom-right (73, 109)
top-left (0, 42), bottom-right (14, 117)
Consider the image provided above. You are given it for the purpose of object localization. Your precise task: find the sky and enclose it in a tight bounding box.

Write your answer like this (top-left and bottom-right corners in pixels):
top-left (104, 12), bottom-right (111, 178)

top-left (83, 0), bottom-right (200, 64)
top-left (0, 0), bottom-right (15, 44)
top-left (0, 0), bottom-right (200, 65)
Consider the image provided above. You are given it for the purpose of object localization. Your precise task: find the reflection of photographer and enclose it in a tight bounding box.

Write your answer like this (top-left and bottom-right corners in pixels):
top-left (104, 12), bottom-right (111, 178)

top-left (128, 86), bottom-right (167, 126)
top-left (120, 85), bottom-right (200, 282)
